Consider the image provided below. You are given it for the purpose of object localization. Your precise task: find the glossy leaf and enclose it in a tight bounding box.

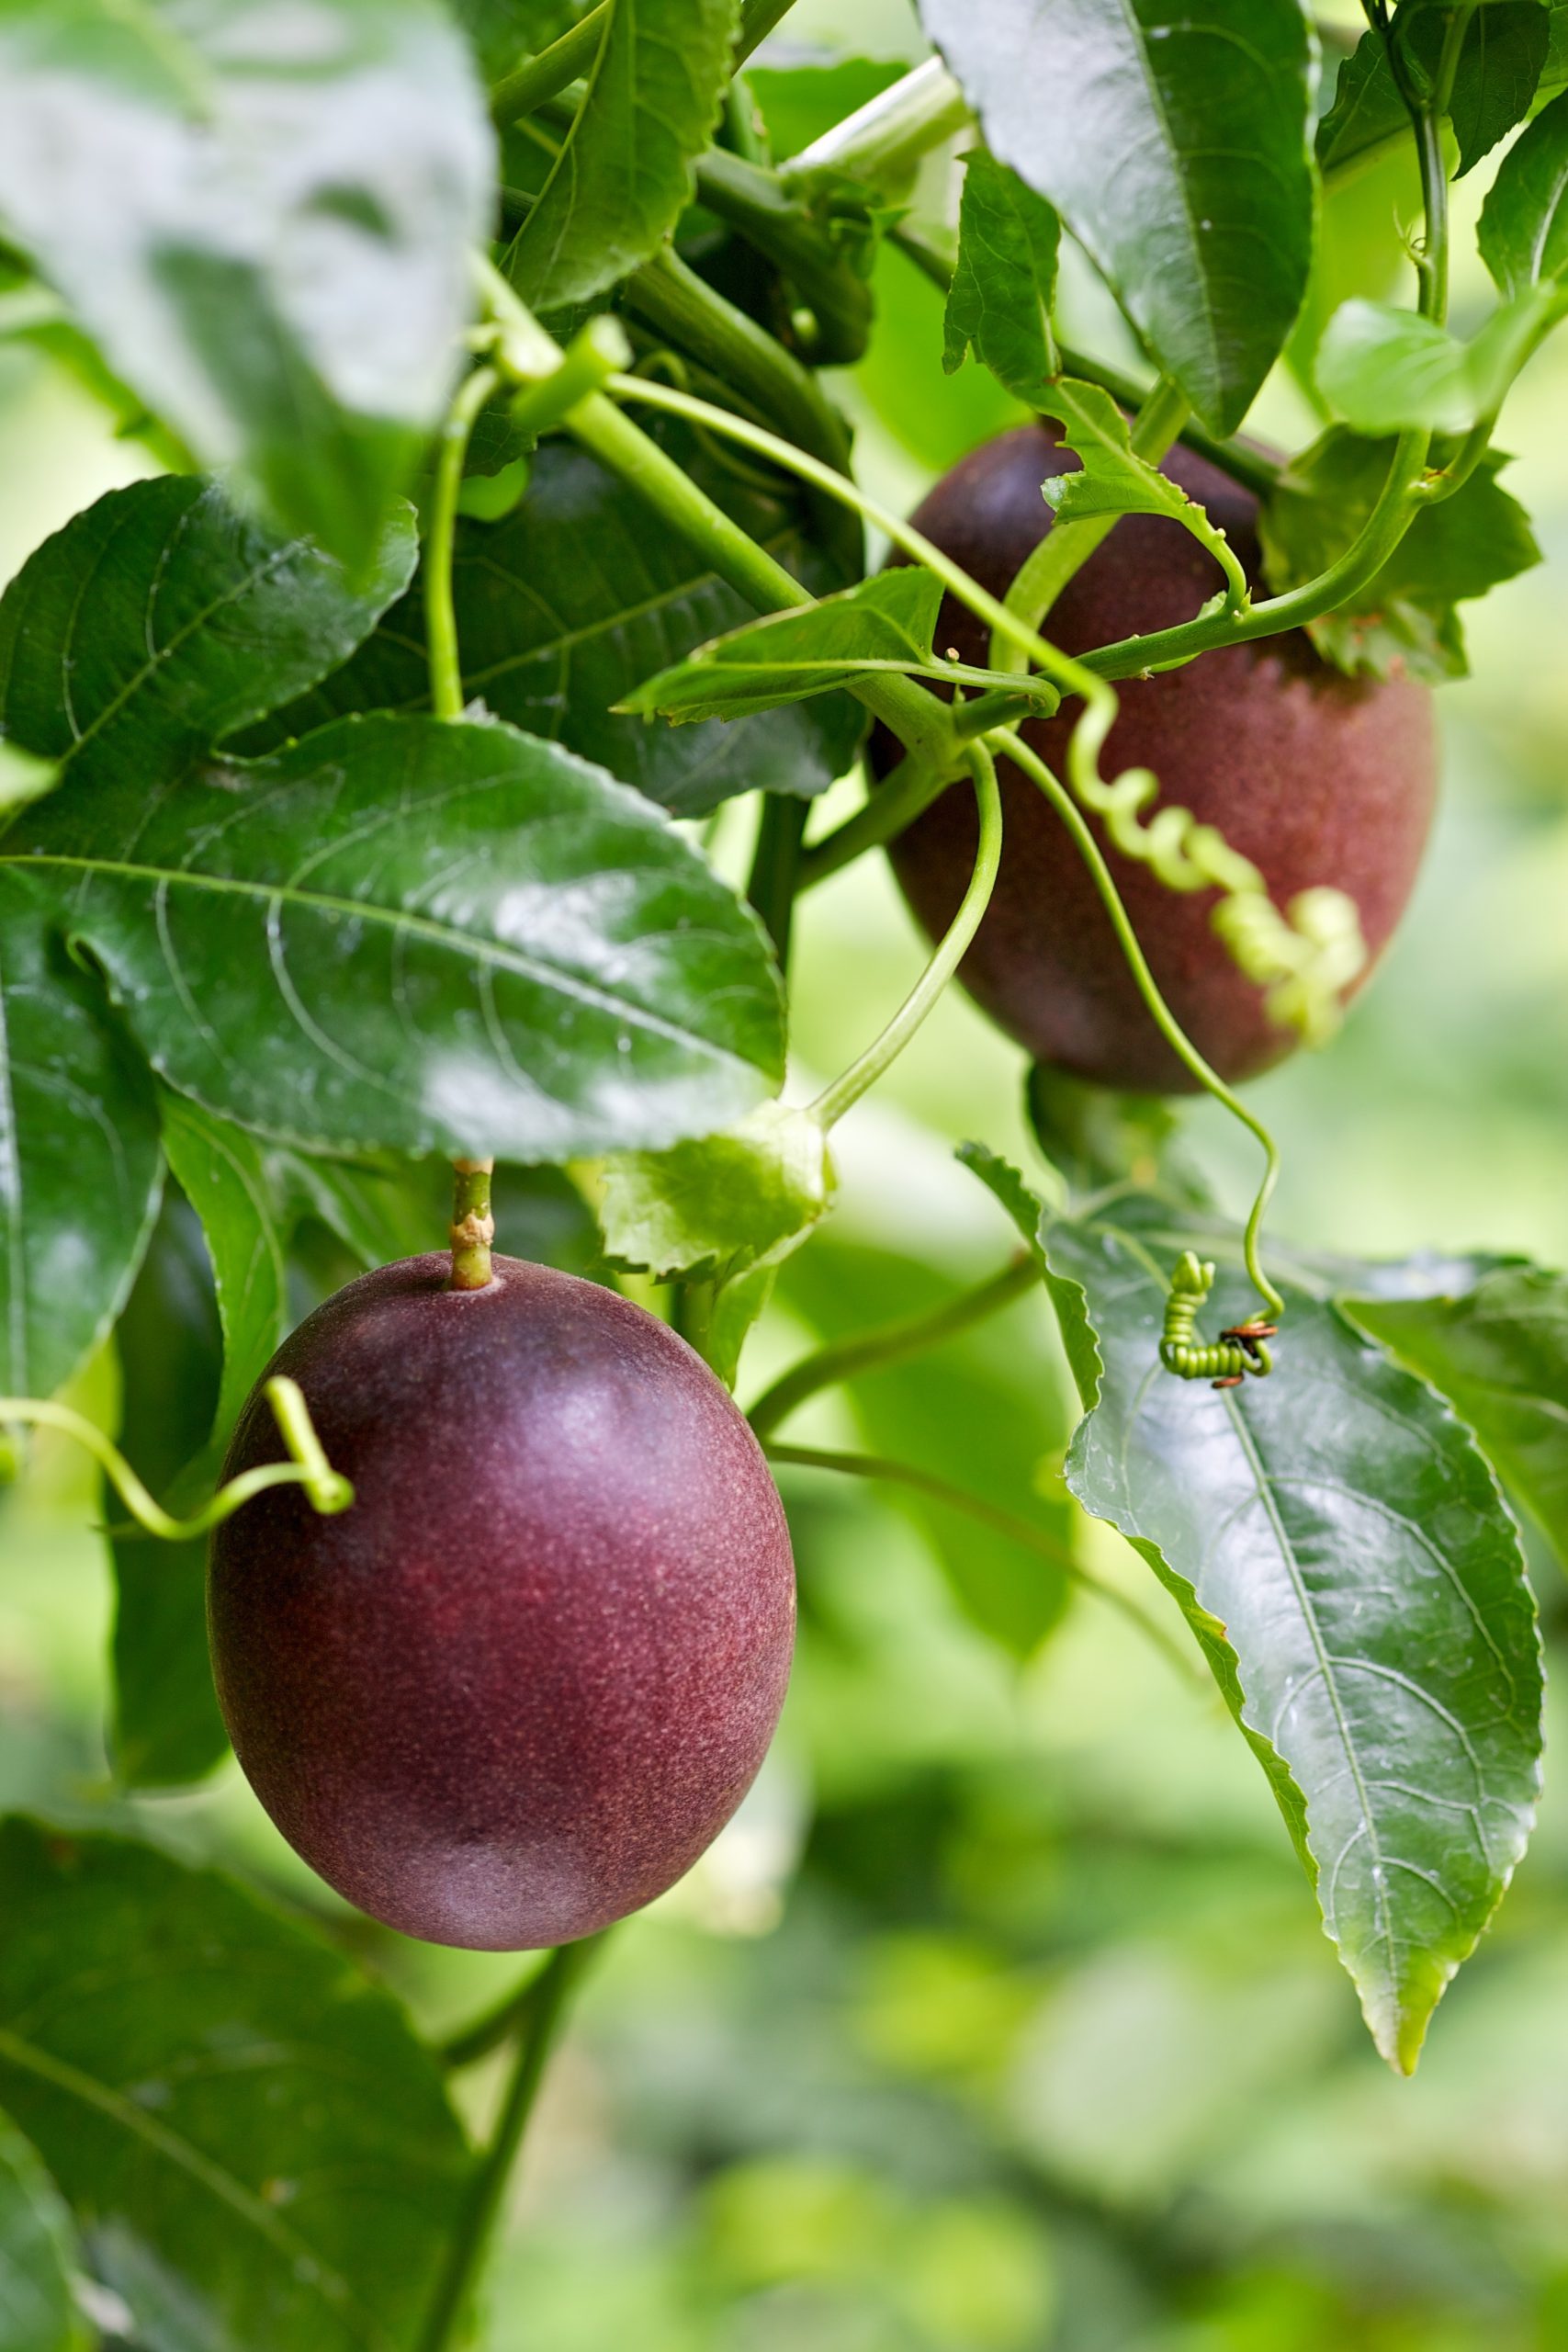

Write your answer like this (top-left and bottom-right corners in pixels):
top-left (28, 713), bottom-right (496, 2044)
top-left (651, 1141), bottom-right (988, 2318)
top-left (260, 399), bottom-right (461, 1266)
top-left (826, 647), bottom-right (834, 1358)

top-left (621, 571), bottom-right (949, 723)
top-left (1479, 86), bottom-right (1568, 295)
top-left (251, 437), bottom-right (863, 818)
top-left (6, 713), bottom-right (785, 1161)
top-left (0, 1), bottom-right (492, 565)
top-left (158, 1093), bottom-right (288, 1438)
top-left (0, 2112), bottom-right (83, 2352)
top-left (1315, 288), bottom-right (1565, 435)
top-left (504, 0), bottom-right (738, 312)
top-left (1001, 1182), bottom-right (1542, 2072)
top-left (107, 1195), bottom-right (229, 1791)
top-left (1258, 427), bottom-right (1540, 682)
top-left (1350, 1266), bottom-right (1568, 1573)
top-left (0, 1818), bottom-right (470, 2351)
top-left (0, 868), bottom-right (162, 1401)
top-left (918, 0), bottom-right (1315, 434)
top-left (594, 1102), bottom-right (835, 1279)
top-left (0, 476), bottom-right (417, 811)
top-left (1319, 6), bottom-right (1551, 180)
top-left (942, 152), bottom-right (1060, 406)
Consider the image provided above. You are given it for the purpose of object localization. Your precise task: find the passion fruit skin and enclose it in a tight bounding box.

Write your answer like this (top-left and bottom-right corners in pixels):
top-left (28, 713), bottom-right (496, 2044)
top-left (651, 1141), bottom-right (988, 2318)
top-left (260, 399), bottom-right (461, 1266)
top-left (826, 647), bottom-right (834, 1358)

top-left (209, 1254), bottom-right (795, 1950)
top-left (881, 424), bottom-right (1438, 1091)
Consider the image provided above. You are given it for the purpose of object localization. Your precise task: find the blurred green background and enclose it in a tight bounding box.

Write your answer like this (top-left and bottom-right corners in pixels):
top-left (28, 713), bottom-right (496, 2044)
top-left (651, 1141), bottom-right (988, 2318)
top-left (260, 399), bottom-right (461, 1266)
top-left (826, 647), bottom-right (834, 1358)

top-left (5, 7), bottom-right (1568, 2348)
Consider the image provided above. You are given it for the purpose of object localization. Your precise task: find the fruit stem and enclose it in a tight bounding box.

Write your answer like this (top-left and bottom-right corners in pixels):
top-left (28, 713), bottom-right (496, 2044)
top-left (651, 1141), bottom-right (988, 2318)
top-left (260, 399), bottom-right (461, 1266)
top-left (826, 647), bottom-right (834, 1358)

top-left (808, 744), bottom-right (1002, 1132)
top-left (747, 1252), bottom-right (1037, 1440)
top-left (764, 1444), bottom-right (1201, 1685)
top-left (418, 1938), bottom-right (600, 2352)
top-left (0, 1378), bottom-right (352, 1540)
top-left (424, 363), bottom-right (500, 724)
top-left (448, 1159), bottom-right (497, 1292)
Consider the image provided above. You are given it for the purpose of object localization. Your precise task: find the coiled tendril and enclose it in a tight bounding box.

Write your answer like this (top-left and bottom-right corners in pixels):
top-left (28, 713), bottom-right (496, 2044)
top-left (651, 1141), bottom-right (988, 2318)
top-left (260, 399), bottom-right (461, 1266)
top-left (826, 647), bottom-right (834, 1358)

top-left (1159, 1252), bottom-right (1276, 1389)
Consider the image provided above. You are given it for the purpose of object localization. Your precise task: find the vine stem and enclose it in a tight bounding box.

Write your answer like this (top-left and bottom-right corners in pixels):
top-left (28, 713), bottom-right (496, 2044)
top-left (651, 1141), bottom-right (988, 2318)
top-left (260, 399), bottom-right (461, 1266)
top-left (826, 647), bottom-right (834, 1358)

top-left (418, 1938), bottom-right (598, 2352)
top-left (491, 0), bottom-right (798, 127)
top-left (747, 1252), bottom-right (1037, 1441)
top-left (764, 1443), bottom-right (1201, 1685)
top-left (1, 1379), bottom-right (352, 1540)
top-left (808, 745), bottom-right (1002, 1132)
top-left (784, 56), bottom-right (971, 185)
top-left (425, 363), bottom-right (499, 722)
top-left (993, 727), bottom-right (1282, 1321)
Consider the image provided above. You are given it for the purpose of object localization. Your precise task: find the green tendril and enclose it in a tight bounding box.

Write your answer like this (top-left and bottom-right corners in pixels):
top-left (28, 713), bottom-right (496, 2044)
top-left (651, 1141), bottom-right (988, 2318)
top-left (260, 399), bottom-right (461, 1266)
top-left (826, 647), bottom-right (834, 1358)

top-left (0, 1376), bottom-right (354, 1541)
top-left (1160, 1251), bottom-right (1276, 1387)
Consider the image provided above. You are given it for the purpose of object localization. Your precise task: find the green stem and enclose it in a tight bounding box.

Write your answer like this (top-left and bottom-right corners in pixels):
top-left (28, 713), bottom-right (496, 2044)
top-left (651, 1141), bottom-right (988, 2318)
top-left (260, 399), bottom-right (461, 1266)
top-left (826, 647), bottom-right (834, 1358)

top-left (748, 1253), bottom-right (1037, 1440)
top-left (784, 55), bottom-right (970, 186)
top-left (491, 6), bottom-right (605, 127)
top-left (2, 1379), bottom-right (353, 1540)
top-left (809, 744), bottom-right (1002, 1131)
top-left (747, 791), bottom-right (808, 970)
top-left (440, 1965), bottom-right (551, 2073)
top-left (993, 728), bottom-right (1282, 1320)
top-left (692, 146), bottom-right (872, 364)
top-left (425, 364), bottom-right (500, 722)
top-left (736, 0), bottom-right (799, 61)
top-left (764, 1443), bottom-right (1200, 1683)
top-left (448, 1159), bottom-right (496, 1292)
top-left (418, 1939), bottom-right (597, 2352)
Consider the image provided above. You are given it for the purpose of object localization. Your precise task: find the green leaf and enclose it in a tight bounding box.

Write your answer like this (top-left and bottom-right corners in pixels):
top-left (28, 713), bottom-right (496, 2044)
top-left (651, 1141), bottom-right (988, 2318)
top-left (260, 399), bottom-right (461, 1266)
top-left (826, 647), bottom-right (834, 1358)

top-left (249, 436), bottom-right (863, 819)
top-left (1348, 1266), bottom-right (1568, 1574)
top-left (0, 476), bottom-right (417, 814)
top-left (1258, 426), bottom-right (1540, 682)
top-left (942, 151), bottom-right (1061, 406)
top-left (1479, 85), bottom-right (1568, 294)
top-left (504, 0), bottom-right (738, 311)
top-left (748, 58), bottom-right (907, 159)
top-left (0, 867), bottom-right (163, 1401)
top-left (449, 0), bottom-right (581, 79)
top-left (1319, 7), bottom-right (1551, 180)
top-left (0, 2111), bottom-right (83, 2352)
top-left (0, 2), bottom-right (493, 566)
top-left (1314, 288), bottom-right (1567, 435)
top-left (620, 571), bottom-right (953, 723)
top-left (107, 1193), bottom-right (229, 1791)
top-left (7, 712), bottom-right (785, 1162)
top-left (1027, 1187), bottom-right (1542, 2073)
top-left (593, 1101), bottom-right (835, 1280)
top-left (777, 1237), bottom-right (1075, 1658)
top-left (0, 1817), bottom-right (470, 2351)
top-left (1032, 379), bottom-right (1247, 590)
top-left (917, 0), bottom-right (1316, 434)
top-left (158, 1093), bottom-right (288, 1439)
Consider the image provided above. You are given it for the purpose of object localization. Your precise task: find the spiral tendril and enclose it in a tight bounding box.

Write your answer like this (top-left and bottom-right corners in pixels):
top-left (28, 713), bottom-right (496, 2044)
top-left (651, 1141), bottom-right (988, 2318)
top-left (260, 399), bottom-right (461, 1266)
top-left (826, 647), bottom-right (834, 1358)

top-left (1160, 1252), bottom-right (1276, 1388)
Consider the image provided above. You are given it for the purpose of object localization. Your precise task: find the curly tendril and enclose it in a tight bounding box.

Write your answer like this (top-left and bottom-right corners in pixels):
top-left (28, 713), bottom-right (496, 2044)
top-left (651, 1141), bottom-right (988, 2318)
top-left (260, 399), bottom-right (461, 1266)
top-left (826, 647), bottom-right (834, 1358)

top-left (0, 1376), bottom-right (354, 1541)
top-left (1160, 1252), bottom-right (1276, 1389)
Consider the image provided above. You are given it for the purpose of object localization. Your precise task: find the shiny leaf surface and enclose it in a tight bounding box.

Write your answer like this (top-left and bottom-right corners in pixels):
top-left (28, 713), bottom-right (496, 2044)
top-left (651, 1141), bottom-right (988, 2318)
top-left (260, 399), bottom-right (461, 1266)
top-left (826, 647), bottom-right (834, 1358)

top-left (621, 571), bottom-right (950, 723)
top-left (942, 151), bottom-right (1060, 405)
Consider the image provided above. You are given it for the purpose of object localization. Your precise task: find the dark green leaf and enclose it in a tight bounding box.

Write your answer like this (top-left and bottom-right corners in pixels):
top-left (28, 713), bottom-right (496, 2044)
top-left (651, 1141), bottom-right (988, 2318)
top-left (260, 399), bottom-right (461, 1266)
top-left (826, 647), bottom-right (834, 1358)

top-left (250, 435), bottom-right (863, 818)
top-left (0, 1818), bottom-right (470, 2351)
top-left (620, 571), bottom-right (949, 722)
top-left (748, 58), bottom-right (907, 159)
top-left (1319, 6), bottom-right (1550, 180)
top-left (0, 3), bottom-right (492, 565)
top-left (942, 152), bottom-right (1060, 406)
top-left (7, 713), bottom-right (785, 1161)
top-left (0, 2111), bottom-right (82, 2352)
top-left (158, 1094), bottom-right (288, 1438)
top-left (1479, 85), bottom-right (1568, 293)
top-left (0, 477), bottom-right (416, 814)
top-left (1258, 426), bottom-right (1540, 682)
top-left (1448, 2), bottom-right (1552, 172)
top-left (1349, 1266), bottom-right (1568, 1573)
top-left (918, 0), bottom-right (1316, 433)
top-left (504, 0), bottom-right (738, 311)
top-left (107, 1194), bottom-right (229, 1792)
top-left (1024, 1185), bottom-right (1542, 2072)
top-left (0, 867), bottom-right (162, 1400)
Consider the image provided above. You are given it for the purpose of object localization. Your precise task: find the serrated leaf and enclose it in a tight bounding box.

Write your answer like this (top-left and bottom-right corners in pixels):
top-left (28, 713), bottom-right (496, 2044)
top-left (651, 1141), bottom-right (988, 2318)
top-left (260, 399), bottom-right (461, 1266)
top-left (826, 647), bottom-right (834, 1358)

top-left (6, 713), bottom-right (784, 1162)
top-left (620, 571), bottom-right (953, 723)
top-left (942, 150), bottom-right (1061, 405)
top-left (0, 476), bottom-right (417, 814)
top-left (1315, 288), bottom-right (1566, 435)
top-left (0, 2111), bottom-right (83, 2352)
top-left (0, 1), bottom-right (493, 565)
top-left (1319, 6), bottom-right (1550, 180)
top-left (1479, 85), bottom-right (1568, 294)
top-left (158, 1093), bottom-right (288, 1438)
top-left (1258, 426), bottom-right (1540, 682)
top-left (0, 1818), bottom-right (469, 2351)
top-left (504, 0), bottom-right (738, 312)
top-left (248, 435), bottom-right (863, 819)
top-left (918, 0), bottom-right (1315, 434)
top-left (0, 867), bottom-right (163, 1400)
top-left (1348, 1265), bottom-right (1568, 1574)
top-left (107, 1194), bottom-right (229, 1791)
top-left (594, 1101), bottom-right (834, 1280)
top-left (1032, 379), bottom-right (1245, 590)
top-left (1036, 1188), bottom-right (1542, 2072)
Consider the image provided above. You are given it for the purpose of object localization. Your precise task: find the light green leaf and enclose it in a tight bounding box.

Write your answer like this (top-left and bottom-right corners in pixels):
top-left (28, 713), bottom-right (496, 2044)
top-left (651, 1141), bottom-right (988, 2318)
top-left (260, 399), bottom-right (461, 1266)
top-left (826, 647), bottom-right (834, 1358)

top-left (748, 57), bottom-right (907, 160)
top-left (942, 150), bottom-right (1060, 405)
top-left (1032, 379), bottom-right (1246, 595)
top-left (1479, 85), bottom-right (1568, 294)
top-left (0, 2112), bottom-right (83, 2352)
top-left (918, 0), bottom-right (1316, 434)
top-left (1315, 287), bottom-right (1567, 435)
top-left (0, 1818), bottom-right (470, 2351)
top-left (505, 0), bottom-right (739, 312)
top-left (0, 0), bottom-right (493, 565)
top-left (593, 1101), bottom-right (834, 1281)
top-left (157, 1093), bottom-right (288, 1439)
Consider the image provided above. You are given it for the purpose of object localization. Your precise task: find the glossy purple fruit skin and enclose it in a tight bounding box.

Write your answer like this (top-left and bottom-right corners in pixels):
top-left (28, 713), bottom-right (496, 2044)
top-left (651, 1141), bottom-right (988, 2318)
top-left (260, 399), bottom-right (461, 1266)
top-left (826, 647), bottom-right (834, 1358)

top-left (882, 424), bottom-right (1438, 1091)
top-left (209, 1255), bottom-right (795, 1950)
